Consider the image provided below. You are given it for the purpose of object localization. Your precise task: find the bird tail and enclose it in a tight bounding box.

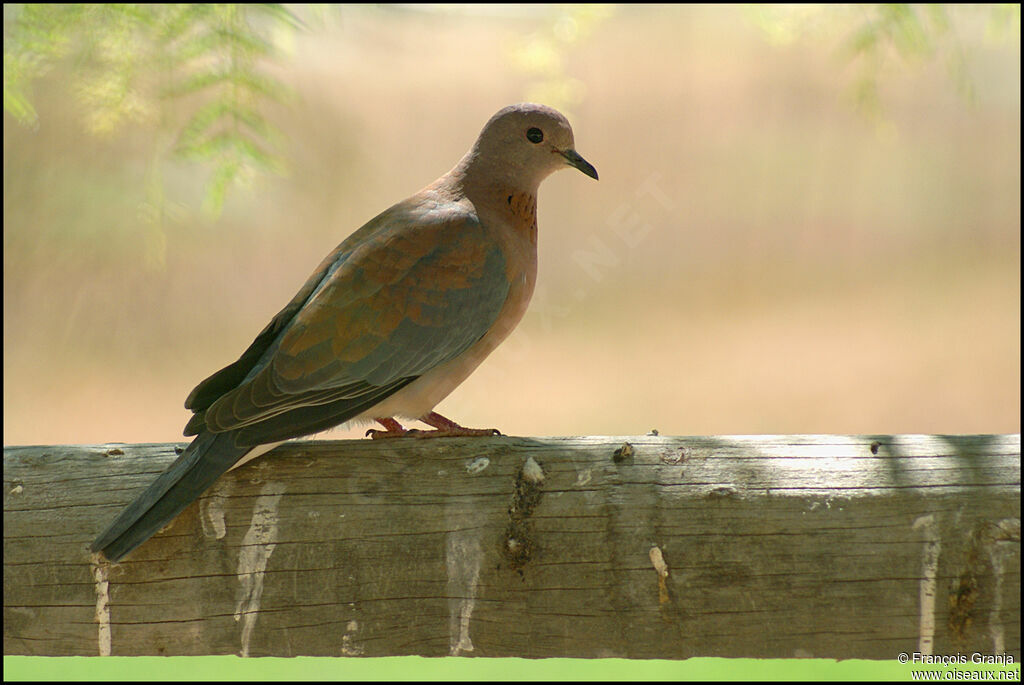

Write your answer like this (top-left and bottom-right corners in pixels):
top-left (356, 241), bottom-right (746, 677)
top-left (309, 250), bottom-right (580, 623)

top-left (91, 431), bottom-right (250, 562)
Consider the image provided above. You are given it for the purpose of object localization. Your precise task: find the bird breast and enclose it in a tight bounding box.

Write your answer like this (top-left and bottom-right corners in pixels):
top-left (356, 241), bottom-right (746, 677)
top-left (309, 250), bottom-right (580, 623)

top-left (353, 201), bottom-right (538, 423)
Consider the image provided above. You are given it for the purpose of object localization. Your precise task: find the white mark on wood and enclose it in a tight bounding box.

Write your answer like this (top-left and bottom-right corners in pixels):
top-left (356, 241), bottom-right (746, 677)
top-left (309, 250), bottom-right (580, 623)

top-left (989, 545), bottom-right (1006, 655)
top-left (465, 457), bottom-right (490, 474)
top-left (987, 518), bottom-right (1020, 655)
top-left (575, 468), bottom-right (592, 486)
top-left (649, 546), bottom-right (669, 577)
top-left (913, 514), bottom-right (941, 656)
top-left (10, 484), bottom-right (23, 495)
top-left (521, 456), bottom-right (544, 483)
top-left (90, 553), bottom-right (111, 657)
top-left (234, 481), bottom-right (285, 657)
top-left (201, 483), bottom-right (229, 540)
top-left (649, 546), bottom-right (670, 604)
top-left (446, 529), bottom-right (482, 656)
top-left (341, 619), bottom-right (364, 656)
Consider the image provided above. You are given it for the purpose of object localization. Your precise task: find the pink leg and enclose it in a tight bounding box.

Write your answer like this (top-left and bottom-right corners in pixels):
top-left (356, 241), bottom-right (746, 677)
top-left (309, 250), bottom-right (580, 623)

top-left (418, 412), bottom-right (501, 438)
top-left (365, 413), bottom-right (501, 439)
top-left (365, 417), bottom-right (409, 439)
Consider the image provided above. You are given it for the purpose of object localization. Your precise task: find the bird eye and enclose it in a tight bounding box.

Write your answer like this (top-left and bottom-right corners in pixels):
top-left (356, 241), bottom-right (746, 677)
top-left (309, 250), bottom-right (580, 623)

top-left (526, 127), bottom-right (544, 144)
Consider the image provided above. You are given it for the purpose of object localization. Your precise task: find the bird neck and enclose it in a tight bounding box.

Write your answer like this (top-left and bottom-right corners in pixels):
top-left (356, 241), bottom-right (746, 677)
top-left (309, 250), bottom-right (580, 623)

top-left (453, 149), bottom-right (540, 200)
top-left (448, 150), bottom-right (540, 245)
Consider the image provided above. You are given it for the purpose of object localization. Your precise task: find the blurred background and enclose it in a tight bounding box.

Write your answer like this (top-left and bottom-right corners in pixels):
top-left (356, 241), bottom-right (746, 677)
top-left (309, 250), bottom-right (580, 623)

top-left (3, 4), bottom-right (1020, 445)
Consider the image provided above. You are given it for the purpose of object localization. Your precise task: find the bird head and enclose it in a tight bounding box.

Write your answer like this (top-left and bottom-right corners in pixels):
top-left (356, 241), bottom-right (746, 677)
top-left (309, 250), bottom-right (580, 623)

top-left (466, 103), bottom-right (598, 191)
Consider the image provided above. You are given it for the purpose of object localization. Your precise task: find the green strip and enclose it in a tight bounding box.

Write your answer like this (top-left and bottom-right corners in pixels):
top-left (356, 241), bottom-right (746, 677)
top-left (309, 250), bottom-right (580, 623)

top-left (2, 656), bottom-right (928, 681)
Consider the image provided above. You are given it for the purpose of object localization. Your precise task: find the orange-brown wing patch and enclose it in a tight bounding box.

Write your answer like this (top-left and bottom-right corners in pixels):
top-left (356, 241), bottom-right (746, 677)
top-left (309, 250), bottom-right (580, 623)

top-left (200, 205), bottom-right (509, 434)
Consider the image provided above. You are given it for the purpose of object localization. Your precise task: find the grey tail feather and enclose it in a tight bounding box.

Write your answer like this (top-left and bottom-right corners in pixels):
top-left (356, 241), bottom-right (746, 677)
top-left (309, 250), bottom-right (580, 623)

top-left (91, 431), bottom-right (250, 562)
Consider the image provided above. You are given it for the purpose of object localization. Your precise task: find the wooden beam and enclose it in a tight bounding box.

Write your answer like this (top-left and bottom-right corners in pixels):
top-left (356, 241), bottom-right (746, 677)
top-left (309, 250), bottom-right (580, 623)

top-left (3, 434), bottom-right (1020, 659)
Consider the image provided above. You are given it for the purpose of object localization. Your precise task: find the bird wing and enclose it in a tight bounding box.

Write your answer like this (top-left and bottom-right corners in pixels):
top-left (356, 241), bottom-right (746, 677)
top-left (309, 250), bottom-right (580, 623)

top-left (184, 200), bottom-right (510, 446)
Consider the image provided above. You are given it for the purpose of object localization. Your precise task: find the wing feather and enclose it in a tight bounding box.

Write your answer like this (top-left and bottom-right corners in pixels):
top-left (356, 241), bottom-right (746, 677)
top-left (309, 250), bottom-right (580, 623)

top-left (190, 200), bottom-right (510, 439)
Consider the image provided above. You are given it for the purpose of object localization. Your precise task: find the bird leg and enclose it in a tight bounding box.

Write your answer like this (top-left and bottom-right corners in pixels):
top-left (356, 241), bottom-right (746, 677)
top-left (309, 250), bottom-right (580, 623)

top-left (366, 413), bottom-right (501, 439)
top-left (419, 411), bottom-right (502, 437)
top-left (365, 417), bottom-right (409, 439)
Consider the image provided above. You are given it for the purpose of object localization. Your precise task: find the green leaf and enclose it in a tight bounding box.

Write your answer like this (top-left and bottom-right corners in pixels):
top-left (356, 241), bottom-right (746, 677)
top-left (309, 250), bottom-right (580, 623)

top-left (253, 4), bottom-right (308, 31)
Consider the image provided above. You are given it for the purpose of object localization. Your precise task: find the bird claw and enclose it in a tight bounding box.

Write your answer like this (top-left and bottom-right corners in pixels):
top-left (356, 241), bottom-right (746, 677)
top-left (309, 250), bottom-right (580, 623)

top-left (366, 427), bottom-right (407, 440)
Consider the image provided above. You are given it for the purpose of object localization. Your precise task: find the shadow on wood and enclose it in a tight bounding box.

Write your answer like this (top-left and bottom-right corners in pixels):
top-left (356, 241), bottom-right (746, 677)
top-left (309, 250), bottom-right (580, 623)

top-left (3, 434), bottom-right (1021, 659)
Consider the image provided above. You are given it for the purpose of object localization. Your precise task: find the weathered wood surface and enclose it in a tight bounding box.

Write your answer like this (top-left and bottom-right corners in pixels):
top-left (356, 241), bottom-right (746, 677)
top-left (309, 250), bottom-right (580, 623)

top-left (3, 434), bottom-right (1020, 659)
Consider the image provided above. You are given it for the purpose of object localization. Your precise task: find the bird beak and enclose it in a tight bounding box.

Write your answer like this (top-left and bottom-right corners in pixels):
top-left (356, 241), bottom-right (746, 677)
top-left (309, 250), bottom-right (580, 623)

top-left (560, 149), bottom-right (599, 180)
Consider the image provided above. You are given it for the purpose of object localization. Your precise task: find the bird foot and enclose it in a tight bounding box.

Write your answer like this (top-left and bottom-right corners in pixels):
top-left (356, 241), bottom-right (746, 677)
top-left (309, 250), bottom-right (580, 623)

top-left (366, 417), bottom-right (410, 439)
top-left (365, 427), bottom-right (407, 439)
top-left (366, 413), bottom-right (502, 439)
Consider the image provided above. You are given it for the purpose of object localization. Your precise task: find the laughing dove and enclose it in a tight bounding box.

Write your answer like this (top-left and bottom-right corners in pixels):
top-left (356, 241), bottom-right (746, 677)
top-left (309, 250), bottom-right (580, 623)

top-left (92, 103), bottom-right (598, 561)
